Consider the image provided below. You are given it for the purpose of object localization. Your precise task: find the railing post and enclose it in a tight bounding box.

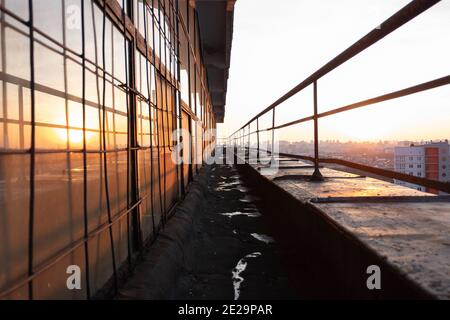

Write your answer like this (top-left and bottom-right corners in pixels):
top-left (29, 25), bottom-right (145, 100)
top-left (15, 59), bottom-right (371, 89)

top-left (256, 117), bottom-right (260, 163)
top-left (239, 130), bottom-right (242, 161)
top-left (243, 127), bottom-right (246, 159)
top-left (271, 107), bottom-right (275, 163)
top-left (311, 81), bottom-right (324, 181)
top-left (247, 124), bottom-right (250, 160)
top-left (241, 129), bottom-right (245, 162)
top-left (233, 137), bottom-right (239, 165)
top-left (239, 130), bottom-right (241, 152)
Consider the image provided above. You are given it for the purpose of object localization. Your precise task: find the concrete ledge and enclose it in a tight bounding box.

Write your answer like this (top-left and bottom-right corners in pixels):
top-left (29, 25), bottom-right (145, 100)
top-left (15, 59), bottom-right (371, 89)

top-left (116, 166), bottom-right (210, 300)
top-left (237, 163), bottom-right (436, 299)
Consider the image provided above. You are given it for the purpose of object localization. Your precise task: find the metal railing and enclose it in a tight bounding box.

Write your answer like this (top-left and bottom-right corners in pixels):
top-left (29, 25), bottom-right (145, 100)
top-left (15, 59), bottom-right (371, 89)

top-left (228, 0), bottom-right (450, 194)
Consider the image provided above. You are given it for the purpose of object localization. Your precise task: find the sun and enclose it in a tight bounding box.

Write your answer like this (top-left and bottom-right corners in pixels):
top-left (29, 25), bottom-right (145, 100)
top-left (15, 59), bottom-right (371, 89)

top-left (55, 129), bottom-right (93, 147)
top-left (68, 129), bottom-right (91, 144)
top-left (52, 104), bottom-right (96, 148)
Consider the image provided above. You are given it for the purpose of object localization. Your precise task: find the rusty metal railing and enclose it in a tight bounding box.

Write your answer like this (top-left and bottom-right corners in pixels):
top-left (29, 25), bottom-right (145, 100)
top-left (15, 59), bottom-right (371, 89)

top-left (228, 0), bottom-right (450, 194)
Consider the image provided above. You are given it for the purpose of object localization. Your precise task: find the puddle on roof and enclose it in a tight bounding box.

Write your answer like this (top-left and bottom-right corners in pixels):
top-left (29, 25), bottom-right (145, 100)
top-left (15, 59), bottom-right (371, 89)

top-left (239, 195), bottom-right (260, 203)
top-left (218, 181), bottom-right (241, 187)
top-left (251, 233), bottom-right (275, 244)
top-left (236, 186), bottom-right (250, 193)
top-left (215, 186), bottom-right (231, 192)
top-left (218, 211), bottom-right (261, 218)
top-left (214, 180), bottom-right (242, 191)
top-left (232, 252), bottom-right (261, 300)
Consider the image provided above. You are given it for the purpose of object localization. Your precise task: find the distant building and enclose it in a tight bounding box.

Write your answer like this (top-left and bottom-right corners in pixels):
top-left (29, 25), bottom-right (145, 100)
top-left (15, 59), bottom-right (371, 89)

top-left (394, 141), bottom-right (450, 194)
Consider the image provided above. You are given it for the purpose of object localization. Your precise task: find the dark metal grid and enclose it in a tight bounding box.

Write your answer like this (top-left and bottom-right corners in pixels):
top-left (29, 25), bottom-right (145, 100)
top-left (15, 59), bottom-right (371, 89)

top-left (155, 0), bottom-right (168, 222)
top-left (160, 0), bottom-right (169, 220)
top-left (142, 0), bottom-right (156, 238)
top-left (101, 0), bottom-right (119, 294)
top-left (176, 1), bottom-right (212, 117)
top-left (174, 0), bottom-right (185, 195)
top-left (81, 0), bottom-right (91, 300)
top-left (121, 0), bottom-right (133, 273)
top-left (229, 0), bottom-right (450, 194)
top-left (27, 0), bottom-right (36, 300)
top-left (0, 0), bottom-right (215, 300)
top-left (150, 0), bottom-right (165, 225)
top-left (0, 0), bottom-right (132, 298)
top-left (0, 1), bottom-right (179, 91)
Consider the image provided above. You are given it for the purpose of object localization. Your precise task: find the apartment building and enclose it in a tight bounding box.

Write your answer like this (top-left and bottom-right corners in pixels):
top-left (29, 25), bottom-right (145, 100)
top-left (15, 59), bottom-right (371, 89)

top-left (394, 141), bottom-right (450, 194)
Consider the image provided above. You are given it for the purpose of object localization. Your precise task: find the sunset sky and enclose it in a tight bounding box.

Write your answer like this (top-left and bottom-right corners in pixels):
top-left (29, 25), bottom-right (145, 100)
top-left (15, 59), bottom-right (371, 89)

top-left (218, 0), bottom-right (450, 142)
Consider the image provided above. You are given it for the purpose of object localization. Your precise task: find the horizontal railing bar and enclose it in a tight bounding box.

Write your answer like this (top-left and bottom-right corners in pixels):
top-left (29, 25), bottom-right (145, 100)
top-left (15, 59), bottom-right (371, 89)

top-left (240, 130), bottom-right (259, 138)
top-left (230, 0), bottom-right (440, 137)
top-left (268, 74), bottom-right (450, 131)
top-left (319, 157), bottom-right (450, 194)
top-left (271, 116), bottom-right (314, 131)
top-left (258, 149), bottom-right (450, 194)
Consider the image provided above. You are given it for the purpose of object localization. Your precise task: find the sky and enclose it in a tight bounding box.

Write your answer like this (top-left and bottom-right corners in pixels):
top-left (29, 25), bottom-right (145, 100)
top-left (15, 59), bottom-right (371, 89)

top-left (218, 0), bottom-right (450, 142)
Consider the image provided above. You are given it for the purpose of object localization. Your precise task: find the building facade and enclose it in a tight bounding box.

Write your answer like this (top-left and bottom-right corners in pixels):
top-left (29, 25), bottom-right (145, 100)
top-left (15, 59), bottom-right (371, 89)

top-left (0, 0), bottom-right (234, 299)
top-left (394, 141), bottom-right (450, 194)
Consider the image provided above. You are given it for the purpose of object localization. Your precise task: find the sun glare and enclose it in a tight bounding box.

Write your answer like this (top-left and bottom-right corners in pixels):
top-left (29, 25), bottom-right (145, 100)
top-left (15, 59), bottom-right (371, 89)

top-left (55, 128), bottom-right (93, 146)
